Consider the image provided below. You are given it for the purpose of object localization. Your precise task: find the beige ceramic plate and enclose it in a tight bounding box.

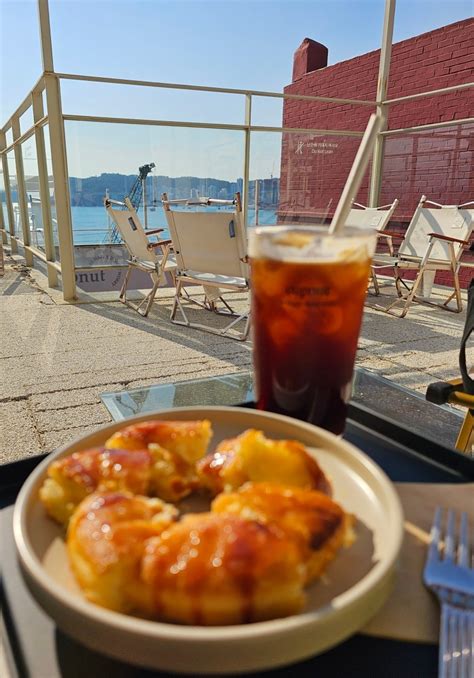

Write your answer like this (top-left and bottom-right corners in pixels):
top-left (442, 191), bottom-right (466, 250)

top-left (14, 406), bottom-right (403, 675)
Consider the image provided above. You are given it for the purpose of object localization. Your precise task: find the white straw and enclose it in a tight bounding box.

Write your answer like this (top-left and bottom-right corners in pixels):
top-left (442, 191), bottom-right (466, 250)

top-left (329, 112), bottom-right (385, 235)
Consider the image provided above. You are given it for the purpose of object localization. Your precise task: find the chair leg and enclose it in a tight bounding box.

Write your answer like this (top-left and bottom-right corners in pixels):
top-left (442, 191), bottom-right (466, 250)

top-left (170, 282), bottom-right (250, 340)
top-left (119, 267), bottom-right (162, 318)
top-left (394, 268), bottom-right (404, 298)
top-left (448, 267), bottom-right (463, 312)
top-left (385, 268), bottom-right (425, 318)
top-left (119, 265), bottom-right (133, 305)
top-left (140, 272), bottom-right (161, 317)
top-left (170, 279), bottom-right (190, 325)
top-left (369, 269), bottom-right (380, 296)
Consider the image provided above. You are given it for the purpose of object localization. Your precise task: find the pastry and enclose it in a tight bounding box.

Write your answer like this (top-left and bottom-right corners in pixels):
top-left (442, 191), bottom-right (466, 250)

top-left (212, 481), bottom-right (354, 583)
top-left (197, 429), bottom-right (330, 495)
top-left (67, 491), bottom-right (177, 614)
top-left (141, 513), bottom-right (306, 625)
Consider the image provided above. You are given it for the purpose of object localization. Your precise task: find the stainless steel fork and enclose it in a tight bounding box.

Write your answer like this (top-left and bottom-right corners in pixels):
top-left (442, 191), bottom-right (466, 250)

top-left (423, 508), bottom-right (474, 678)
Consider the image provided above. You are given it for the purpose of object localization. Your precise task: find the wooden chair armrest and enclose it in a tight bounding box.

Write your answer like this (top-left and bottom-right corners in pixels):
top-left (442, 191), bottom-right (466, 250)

top-left (147, 239), bottom-right (172, 250)
top-left (427, 232), bottom-right (470, 246)
top-left (145, 228), bottom-right (165, 236)
top-left (377, 229), bottom-right (405, 239)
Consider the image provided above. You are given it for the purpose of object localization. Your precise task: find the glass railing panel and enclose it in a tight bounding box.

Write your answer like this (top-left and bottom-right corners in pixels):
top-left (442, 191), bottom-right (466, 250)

top-left (64, 120), bottom-right (244, 293)
top-left (247, 131), bottom-right (281, 228)
top-left (5, 128), bottom-right (13, 148)
top-left (0, 163), bottom-right (8, 231)
top-left (6, 151), bottom-right (21, 237)
top-left (380, 121), bottom-right (474, 224)
top-left (60, 79), bottom-right (246, 126)
top-left (276, 130), bottom-right (365, 224)
top-left (251, 97), bottom-right (284, 128)
top-left (42, 125), bottom-right (59, 261)
top-left (19, 107), bottom-right (34, 136)
top-left (21, 135), bottom-right (46, 253)
top-left (283, 100), bottom-right (373, 133)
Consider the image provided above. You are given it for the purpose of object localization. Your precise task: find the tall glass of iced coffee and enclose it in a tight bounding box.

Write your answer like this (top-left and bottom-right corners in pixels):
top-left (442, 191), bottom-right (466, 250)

top-left (249, 226), bottom-right (376, 435)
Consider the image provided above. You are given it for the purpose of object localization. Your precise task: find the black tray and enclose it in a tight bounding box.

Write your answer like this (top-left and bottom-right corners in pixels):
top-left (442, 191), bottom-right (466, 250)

top-left (2, 407), bottom-right (473, 678)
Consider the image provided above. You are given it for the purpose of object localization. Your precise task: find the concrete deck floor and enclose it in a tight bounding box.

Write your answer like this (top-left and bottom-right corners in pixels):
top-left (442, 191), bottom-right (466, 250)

top-left (0, 253), bottom-right (469, 463)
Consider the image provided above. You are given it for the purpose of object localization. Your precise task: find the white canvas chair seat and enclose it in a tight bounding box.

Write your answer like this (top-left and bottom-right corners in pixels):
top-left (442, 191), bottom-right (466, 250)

top-left (371, 195), bottom-right (474, 318)
top-left (104, 197), bottom-right (176, 317)
top-left (179, 270), bottom-right (248, 289)
top-left (162, 192), bottom-right (250, 341)
top-left (345, 199), bottom-right (399, 295)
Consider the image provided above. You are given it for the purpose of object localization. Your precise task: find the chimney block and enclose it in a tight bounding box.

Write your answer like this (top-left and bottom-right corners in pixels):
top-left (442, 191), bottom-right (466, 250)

top-left (292, 38), bottom-right (328, 81)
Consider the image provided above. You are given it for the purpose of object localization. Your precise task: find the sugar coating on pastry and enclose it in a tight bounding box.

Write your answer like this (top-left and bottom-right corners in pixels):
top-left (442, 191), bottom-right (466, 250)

top-left (212, 482), bottom-right (354, 583)
top-left (141, 513), bottom-right (306, 625)
top-left (197, 429), bottom-right (330, 496)
top-left (105, 419), bottom-right (212, 464)
top-left (67, 491), bottom-right (178, 614)
top-left (39, 445), bottom-right (197, 526)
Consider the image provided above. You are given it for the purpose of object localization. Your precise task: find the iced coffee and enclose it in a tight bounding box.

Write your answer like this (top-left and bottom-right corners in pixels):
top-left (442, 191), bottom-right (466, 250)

top-left (249, 226), bottom-right (376, 435)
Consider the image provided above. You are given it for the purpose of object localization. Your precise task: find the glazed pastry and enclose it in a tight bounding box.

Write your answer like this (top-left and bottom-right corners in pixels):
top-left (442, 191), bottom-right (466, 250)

top-left (67, 491), bottom-right (178, 614)
top-left (212, 482), bottom-right (354, 583)
top-left (197, 429), bottom-right (330, 496)
top-left (40, 445), bottom-right (198, 525)
top-left (105, 419), bottom-right (212, 464)
top-left (141, 513), bottom-right (306, 625)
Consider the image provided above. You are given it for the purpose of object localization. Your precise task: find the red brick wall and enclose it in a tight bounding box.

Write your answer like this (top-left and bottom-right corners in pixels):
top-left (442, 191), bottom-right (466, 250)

top-left (279, 19), bottom-right (474, 287)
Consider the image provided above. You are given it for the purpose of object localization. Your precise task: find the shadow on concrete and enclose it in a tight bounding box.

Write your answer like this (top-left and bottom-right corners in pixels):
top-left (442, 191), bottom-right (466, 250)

top-left (76, 292), bottom-right (252, 371)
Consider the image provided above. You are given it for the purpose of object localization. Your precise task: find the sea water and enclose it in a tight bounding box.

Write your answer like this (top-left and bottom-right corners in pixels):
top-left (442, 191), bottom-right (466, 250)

top-left (71, 206), bottom-right (277, 245)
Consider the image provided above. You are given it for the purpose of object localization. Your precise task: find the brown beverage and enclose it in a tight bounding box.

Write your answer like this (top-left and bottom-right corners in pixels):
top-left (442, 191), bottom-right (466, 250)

top-left (249, 227), bottom-right (375, 435)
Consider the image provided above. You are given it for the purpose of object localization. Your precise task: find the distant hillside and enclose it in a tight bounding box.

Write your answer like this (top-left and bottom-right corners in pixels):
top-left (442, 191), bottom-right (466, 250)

top-left (69, 173), bottom-right (243, 206)
top-left (2, 172), bottom-right (280, 207)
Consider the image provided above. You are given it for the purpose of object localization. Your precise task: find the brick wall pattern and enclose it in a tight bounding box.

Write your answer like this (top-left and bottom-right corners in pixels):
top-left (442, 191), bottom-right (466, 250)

top-left (278, 19), bottom-right (474, 287)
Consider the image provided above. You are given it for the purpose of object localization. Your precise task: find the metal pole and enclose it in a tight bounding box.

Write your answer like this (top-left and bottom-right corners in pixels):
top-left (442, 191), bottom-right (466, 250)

top-left (369, 0), bottom-right (396, 207)
top-left (1, 132), bottom-right (18, 253)
top-left (44, 72), bottom-right (76, 300)
top-left (12, 118), bottom-right (33, 265)
top-left (0, 186), bottom-right (4, 243)
top-left (242, 94), bottom-right (252, 229)
top-left (0, 134), bottom-right (7, 244)
top-left (32, 86), bottom-right (58, 287)
top-left (37, 0), bottom-right (54, 73)
top-left (143, 176), bottom-right (148, 228)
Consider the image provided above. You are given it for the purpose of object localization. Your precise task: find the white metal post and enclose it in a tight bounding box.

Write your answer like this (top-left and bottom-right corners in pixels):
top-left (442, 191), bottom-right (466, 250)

top-left (242, 94), bottom-right (252, 229)
top-left (0, 187), bottom-right (4, 243)
top-left (0, 133), bottom-right (7, 245)
top-left (37, 0), bottom-right (54, 73)
top-left (37, 0), bottom-right (75, 298)
top-left (44, 73), bottom-right (76, 300)
top-left (12, 118), bottom-right (33, 265)
top-left (1, 132), bottom-right (18, 254)
top-left (32, 86), bottom-right (58, 287)
top-left (38, 0), bottom-right (76, 299)
top-left (369, 0), bottom-right (396, 207)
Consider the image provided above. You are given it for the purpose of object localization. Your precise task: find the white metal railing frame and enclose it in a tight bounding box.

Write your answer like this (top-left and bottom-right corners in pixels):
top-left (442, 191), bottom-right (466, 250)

top-left (0, 0), bottom-right (472, 302)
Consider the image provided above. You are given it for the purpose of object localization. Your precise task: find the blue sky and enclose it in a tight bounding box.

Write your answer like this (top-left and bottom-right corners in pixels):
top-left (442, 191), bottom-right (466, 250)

top-left (1, 0), bottom-right (472, 179)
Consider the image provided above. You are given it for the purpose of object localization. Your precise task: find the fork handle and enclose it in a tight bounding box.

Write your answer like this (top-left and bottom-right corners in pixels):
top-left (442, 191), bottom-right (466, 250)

top-left (439, 603), bottom-right (473, 678)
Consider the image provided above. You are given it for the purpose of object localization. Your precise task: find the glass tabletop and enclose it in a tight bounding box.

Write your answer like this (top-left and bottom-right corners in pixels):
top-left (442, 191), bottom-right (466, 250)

top-left (100, 367), bottom-right (464, 451)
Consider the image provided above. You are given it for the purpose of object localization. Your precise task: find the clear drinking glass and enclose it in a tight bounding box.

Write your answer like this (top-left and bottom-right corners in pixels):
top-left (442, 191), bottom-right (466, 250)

top-left (249, 226), bottom-right (376, 435)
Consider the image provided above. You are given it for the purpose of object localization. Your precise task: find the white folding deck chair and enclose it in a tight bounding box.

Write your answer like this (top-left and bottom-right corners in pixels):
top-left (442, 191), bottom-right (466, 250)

top-left (162, 192), bottom-right (250, 341)
top-left (345, 199), bottom-right (399, 294)
top-left (371, 195), bottom-right (474, 317)
top-left (104, 197), bottom-right (176, 317)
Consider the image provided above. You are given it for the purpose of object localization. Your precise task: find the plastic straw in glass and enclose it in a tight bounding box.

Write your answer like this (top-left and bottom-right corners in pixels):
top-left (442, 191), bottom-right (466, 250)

top-left (329, 112), bottom-right (385, 235)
